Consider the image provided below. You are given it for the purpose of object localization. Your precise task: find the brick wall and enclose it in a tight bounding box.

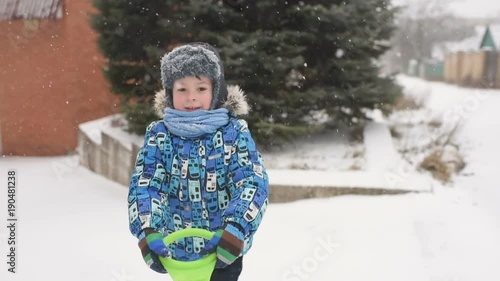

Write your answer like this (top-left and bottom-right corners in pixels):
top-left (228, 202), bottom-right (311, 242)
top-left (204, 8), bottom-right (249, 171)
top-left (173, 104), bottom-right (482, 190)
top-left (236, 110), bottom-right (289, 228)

top-left (0, 0), bottom-right (119, 156)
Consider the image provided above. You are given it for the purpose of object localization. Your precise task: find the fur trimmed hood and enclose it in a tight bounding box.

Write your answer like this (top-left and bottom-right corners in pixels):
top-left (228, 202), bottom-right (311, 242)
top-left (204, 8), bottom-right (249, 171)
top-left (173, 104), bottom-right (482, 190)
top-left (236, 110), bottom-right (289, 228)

top-left (153, 85), bottom-right (250, 118)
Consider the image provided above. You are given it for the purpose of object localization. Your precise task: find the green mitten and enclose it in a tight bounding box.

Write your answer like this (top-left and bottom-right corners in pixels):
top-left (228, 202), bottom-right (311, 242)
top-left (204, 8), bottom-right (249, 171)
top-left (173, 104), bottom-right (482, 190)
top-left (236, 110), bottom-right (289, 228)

top-left (138, 228), bottom-right (170, 273)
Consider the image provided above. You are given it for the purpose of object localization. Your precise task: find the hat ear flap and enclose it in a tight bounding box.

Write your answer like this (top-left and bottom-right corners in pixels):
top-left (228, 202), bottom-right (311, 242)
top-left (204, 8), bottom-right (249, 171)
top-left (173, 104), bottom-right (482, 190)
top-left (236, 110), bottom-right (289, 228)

top-left (214, 75), bottom-right (228, 109)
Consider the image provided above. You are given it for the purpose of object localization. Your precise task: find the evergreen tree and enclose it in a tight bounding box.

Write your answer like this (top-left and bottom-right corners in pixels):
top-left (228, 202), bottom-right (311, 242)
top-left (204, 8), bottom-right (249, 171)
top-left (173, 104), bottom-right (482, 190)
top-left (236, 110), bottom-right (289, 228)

top-left (186, 0), bottom-right (401, 146)
top-left (92, 0), bottom-right (401, 145)
top-left (91, 0), bottom-right (193, 134)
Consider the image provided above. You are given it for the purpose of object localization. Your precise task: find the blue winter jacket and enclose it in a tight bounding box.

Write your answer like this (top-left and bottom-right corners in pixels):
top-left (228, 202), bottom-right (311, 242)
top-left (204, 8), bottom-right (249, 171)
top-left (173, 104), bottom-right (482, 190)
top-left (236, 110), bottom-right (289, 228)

top-left (128, 85), bottom-right (269, 261)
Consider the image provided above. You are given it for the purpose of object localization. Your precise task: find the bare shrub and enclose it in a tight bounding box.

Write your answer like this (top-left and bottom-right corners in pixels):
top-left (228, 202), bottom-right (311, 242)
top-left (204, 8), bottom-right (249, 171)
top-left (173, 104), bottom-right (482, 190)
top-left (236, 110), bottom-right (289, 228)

top-left (391, 95), bottom-right (423, 111)
top-left (419, 149), bottom-right (451, 183)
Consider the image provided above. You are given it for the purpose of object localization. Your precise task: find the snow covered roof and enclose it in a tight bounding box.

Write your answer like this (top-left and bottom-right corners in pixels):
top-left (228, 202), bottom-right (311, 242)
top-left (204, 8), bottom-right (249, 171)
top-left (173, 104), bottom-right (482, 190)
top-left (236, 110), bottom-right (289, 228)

top-left (432, 24), bottom-right (500, 59)
top-left (0, 0), bottom-right (63, 21)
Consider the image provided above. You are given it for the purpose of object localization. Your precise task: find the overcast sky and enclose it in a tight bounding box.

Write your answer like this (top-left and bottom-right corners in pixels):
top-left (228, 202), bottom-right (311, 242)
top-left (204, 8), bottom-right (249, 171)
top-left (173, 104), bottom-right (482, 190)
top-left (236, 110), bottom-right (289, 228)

top-left (393, 0), bottom-right (500, 19)
top-left (450, 0), bottom-right (500, 18)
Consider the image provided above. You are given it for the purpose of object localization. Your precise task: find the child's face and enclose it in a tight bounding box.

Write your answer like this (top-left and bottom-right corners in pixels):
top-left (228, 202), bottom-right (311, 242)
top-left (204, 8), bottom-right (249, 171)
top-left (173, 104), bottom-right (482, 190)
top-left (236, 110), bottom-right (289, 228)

top-left (172, 76), bottom-right (213, 111)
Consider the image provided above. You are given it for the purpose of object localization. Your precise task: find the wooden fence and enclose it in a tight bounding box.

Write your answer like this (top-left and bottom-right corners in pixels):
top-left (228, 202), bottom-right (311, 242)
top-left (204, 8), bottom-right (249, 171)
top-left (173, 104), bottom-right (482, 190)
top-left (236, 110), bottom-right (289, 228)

top-left (444, 49), bottom-right (500, 88)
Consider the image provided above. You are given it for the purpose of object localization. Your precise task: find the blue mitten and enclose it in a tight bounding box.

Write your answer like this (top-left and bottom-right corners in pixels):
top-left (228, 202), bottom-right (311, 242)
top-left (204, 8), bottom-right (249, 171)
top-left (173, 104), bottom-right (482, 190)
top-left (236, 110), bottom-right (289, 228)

top-left (201, 223), bottom-right (245, 268)
top-left (138, 228), bottom-right (171, 273)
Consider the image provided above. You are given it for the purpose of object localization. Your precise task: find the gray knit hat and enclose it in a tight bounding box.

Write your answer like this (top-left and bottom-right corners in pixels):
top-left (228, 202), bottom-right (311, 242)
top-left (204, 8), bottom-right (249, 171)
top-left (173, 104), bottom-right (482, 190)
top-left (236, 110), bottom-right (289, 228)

top-left (160, 42), bottom-right (228, 110)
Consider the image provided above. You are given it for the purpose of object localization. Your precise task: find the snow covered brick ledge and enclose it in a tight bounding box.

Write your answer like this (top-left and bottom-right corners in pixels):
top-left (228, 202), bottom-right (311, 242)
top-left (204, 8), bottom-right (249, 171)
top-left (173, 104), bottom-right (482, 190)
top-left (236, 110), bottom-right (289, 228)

top-left (78, 114), bottom-right (143, 186)
top-left (77, 115), bottom-right (432, 202)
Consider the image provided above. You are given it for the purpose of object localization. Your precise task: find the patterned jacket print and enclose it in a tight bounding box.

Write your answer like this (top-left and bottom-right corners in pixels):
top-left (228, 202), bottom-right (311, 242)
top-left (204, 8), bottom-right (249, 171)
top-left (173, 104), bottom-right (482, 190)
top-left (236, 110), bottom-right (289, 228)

top-left (128, 85), bottom-right (269, 261)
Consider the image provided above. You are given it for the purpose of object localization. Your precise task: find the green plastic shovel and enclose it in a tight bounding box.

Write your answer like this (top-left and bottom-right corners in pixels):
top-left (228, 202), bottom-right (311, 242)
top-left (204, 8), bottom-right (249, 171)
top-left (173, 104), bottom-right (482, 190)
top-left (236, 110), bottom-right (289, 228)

top-left (158, 228), bottom-right (216, 281)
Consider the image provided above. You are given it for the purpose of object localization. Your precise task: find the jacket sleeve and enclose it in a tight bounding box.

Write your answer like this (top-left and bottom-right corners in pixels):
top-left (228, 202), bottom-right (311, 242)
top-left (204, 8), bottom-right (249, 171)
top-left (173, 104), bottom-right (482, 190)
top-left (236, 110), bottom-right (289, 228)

top-left (224, 120), bottom-right (269, 238)
top-left (128, 121), bottom-right (167, 240)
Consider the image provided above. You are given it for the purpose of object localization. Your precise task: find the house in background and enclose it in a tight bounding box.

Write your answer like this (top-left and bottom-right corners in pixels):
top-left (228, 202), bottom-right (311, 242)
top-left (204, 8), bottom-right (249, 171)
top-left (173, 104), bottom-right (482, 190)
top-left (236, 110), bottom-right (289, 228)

top-left (0, 0), bottom-right (119, 156)
top-left (441, 24), bottom-right (500, 88)
top-left (480, 25), bottom-right (499, 49)
top-left (407, 24), bottom-right (500, 86)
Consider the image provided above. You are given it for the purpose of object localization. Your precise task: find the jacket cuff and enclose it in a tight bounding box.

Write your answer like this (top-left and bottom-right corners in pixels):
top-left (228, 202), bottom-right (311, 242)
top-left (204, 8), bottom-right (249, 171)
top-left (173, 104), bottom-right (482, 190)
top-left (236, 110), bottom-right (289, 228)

top-left (224, 218), bottom-right (250, 237)
top-left (137, 227), bottom-right (157, 241)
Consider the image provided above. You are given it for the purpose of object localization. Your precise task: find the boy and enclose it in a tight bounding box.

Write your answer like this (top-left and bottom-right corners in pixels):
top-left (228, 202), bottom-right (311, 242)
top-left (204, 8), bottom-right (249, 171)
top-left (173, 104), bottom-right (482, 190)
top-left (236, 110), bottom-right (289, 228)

top-left (128, 42), bottom-right (269, 281)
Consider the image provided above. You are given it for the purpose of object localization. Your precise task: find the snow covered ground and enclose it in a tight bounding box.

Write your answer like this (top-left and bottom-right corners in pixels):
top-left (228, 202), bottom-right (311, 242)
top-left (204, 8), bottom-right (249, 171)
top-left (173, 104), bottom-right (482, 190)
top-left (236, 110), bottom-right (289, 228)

top-left (262, 128), bottom-right (366, 172)
top-left (1, 76), bottom-right (500, 281)
top-left (396, 75), bottom-right (500, 224)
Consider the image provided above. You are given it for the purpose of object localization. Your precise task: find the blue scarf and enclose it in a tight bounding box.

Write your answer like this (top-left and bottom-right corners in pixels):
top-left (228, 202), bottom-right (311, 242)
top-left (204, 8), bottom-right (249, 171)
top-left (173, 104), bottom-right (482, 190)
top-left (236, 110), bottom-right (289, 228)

top-left (163, 108), bottom-right (229, 138)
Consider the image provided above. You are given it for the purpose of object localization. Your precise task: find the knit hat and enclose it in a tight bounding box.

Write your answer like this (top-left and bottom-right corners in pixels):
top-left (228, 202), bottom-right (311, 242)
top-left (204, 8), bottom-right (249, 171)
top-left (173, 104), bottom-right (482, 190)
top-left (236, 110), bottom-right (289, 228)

top-left (160, 42), bottom-right (228, 110)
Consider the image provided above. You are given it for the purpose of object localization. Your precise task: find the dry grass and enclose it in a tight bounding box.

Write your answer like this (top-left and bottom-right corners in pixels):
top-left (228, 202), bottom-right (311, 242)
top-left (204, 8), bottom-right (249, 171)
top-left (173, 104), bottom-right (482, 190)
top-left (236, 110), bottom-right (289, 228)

top-left (348, 162), bottom-right (362, 171)
top-left (391, 95), bottom-right (423, 111)
top-left (351, 150), bottom-right (363, 158)
top-left (428, 119), bottom-right (442, 128)
top-left (419, 150), bottom-right (451, 183)
top-left (442, 145), bottom-right (466, 174)
top-left (288, 163), bottom-right (311, 170)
